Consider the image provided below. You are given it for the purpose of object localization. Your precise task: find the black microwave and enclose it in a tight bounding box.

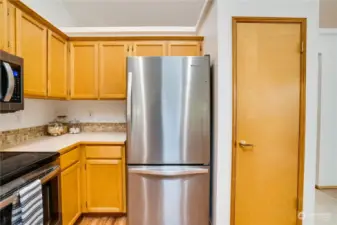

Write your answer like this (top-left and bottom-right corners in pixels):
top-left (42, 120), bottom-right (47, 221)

top-left (0, 50), bottom-right (24, 113)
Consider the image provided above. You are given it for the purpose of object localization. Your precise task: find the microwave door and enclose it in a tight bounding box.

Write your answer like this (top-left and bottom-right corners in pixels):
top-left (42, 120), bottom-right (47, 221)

top-left (1, 62), bottom-right (15, 102)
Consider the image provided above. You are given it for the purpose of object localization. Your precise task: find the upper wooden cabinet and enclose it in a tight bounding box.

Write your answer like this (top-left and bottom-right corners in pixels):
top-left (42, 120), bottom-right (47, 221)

top-left (0, 0), bottom-right (16, 53)
top-left (132, 42), bottom-right (166, 56)
top-left (48, 30), bottom-right (67, 98)
top-left (7, 1), bottom-right (17, 55)
top-left (86, 159), bottom-right (124, 212)
top-left (17, 11), bottom-right (47, 97)
top-left (99, 42), bottom-right (128, 99)
top-left (0, 0), bottom-right (6, 51)
top-left (168, 41), bottom-right (202, 56)
top-left (70, 42), bottom-right (98, 99)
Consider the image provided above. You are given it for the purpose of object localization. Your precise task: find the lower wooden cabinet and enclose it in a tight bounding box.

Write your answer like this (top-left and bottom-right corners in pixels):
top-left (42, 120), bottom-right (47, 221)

top-left (60, 144), bottom-right (126, 221)
top-left (61, 162), bottom-right (81, 225)
top-left (85, 159), bottom-right (123, 212)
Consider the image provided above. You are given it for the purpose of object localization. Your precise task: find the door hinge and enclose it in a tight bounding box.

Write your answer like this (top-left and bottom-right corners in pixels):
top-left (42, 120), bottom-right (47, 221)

top-left (300, 42), bottom-right (304, 53)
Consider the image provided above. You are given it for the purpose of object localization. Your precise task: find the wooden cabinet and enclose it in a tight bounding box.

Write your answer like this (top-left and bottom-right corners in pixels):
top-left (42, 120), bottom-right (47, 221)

top-left (0, 0), bottom-right (6, 51)
top-left (47, 30), bottom-right (67, 98)
top-left (61, 162), bottom-right (81, 225)
top-left (86, 159), bottom-right (123, 212)
top-left (60, 144), bottom-right (126, 217)
top-left (70, 42), bottom-right (98, 99)
top-left (132, 42), bottom-right (166, 56)
top-left (168, 41), bottom-right (202, 56)
top-left (7, 1), bottom-right (17, 55)
top-left (17, 11), bottom-right (47, 97)
top-left (0, 0), bottom-right (16, 54)
top-left (99, 42), bottom-right (128, 99)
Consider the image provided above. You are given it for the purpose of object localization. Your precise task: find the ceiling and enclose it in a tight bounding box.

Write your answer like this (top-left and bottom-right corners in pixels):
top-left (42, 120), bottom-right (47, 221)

top-left (24, 0), bottom-right (207, 27)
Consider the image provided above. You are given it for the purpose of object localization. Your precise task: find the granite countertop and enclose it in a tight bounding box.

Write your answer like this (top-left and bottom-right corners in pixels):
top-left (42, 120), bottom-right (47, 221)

top-left (0, 132), bottom-right (126, 153)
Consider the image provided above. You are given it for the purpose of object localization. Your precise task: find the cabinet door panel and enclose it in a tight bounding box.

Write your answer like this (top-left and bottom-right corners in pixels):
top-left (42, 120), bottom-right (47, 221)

top-left (17, 12), bottom-right (47, 97)
top-left (168, 41), bottom-right (201, 56)
top-left (70, 42), bottom-right (98, 99)
top-left (133, 42), bottom-right (166, 56)
top-left (48, 31), bottom-right (67, 98)
top-left (99, 42), bottom-right (128, 99)
top-left (7, 2), bottom-right (17, 54)
top-left (0, 0), bottom-right (7, 51)
top-left (61, 162), bottom-right (81, 225)
top-left (86, 159), bottom-right (123, 212)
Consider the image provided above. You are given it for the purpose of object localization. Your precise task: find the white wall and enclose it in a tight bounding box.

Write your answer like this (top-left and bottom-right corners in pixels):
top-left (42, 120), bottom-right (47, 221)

top-left (316, 31), bottom-right (337, 186)
top-left (0, 99), bottom-right (57, 132)
top-left (197, 0), bottom-right (218, 222)
top-left (212, 0), bottom-right (319, 225)
top-left (55, 101), bottom-right (126, 123)
top-left (21, 0), bottom-right (76, 27)
top-left (0, 100), bottom-right (125, 132)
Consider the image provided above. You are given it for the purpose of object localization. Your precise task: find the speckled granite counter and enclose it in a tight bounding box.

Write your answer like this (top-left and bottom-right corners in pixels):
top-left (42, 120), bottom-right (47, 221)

top-left (0, 132), bottom-right (126, 154)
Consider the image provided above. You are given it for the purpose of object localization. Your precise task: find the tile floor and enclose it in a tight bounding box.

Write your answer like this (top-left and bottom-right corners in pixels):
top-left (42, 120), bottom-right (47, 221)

top-left (314, 189), bottom-right (337, 225)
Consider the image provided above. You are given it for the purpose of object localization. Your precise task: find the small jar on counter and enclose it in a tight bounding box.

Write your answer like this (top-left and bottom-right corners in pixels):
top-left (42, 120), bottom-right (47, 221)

top-left (47, 122), bottom-right (64, 136)
top-left (69, 119), bottom-right (81, 134)
top-left (56, 115), bottom-right (68, 134)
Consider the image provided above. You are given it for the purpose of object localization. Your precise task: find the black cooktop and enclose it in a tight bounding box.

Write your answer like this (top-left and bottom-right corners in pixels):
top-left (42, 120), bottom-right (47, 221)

top-left (0, 151), bottom-right (60, 185)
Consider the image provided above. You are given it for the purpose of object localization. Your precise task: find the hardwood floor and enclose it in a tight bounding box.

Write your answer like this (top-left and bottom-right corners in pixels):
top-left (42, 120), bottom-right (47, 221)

top-left (78, 216), bottom-right (126, 225)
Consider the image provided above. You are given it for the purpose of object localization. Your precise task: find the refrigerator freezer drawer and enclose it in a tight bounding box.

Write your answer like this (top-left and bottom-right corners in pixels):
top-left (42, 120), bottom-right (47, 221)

top-left (128, 166), bottom-right (210, 225)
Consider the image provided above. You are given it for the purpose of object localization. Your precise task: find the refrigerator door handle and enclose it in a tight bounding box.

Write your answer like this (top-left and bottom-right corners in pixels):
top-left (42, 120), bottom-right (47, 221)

top-left (128, 167), bottom-right (208, 176)
top-left (127, 72), bottom-right (133, 142)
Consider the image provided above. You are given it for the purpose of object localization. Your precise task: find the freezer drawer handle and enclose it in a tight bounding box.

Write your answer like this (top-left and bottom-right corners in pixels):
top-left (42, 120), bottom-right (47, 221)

top-left (129, 168), bottom-right (208, 176)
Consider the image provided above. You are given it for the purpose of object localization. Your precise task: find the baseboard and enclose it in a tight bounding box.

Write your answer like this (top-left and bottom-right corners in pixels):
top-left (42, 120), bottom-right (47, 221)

top-left (315, 185), bottom-right (337, 189)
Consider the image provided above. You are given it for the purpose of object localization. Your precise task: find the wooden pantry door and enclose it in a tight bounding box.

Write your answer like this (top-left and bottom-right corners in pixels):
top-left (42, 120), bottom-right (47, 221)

top-left (232, 18), bottom-right (306, 225)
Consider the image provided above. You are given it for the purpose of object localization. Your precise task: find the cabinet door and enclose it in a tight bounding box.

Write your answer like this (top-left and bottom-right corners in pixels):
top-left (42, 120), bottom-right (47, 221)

top-left (132, 42), bottom-right (166, 56)
top-left (168, 41), bottom-right (201, 56)
top-left (61, 162), bottom-right (81, 225)
top-left (48, 30), bottom-right (67, 98)
top-left (17, 11), bottom-right (47, 97)
top-left (86, 159), bottom-right (123, 212)
top-left (70, 42), bottom-right (98, 99)
top-left (7, 2), bottom-right (17, 55)
top-left (0, 0), bottom-right (7, 51)
top-left (99, 42), bottom-right (128, 99)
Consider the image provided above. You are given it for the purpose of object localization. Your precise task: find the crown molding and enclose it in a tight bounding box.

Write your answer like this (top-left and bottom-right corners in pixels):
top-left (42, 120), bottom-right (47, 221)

top-left (195, 0), bottom-right (213, 34)
top-left (60, 26), bottom-right (197, 37)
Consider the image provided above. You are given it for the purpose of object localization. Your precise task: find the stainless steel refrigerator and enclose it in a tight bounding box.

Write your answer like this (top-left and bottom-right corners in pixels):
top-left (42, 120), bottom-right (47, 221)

top-left (127, 56), bottom-right (210, 225)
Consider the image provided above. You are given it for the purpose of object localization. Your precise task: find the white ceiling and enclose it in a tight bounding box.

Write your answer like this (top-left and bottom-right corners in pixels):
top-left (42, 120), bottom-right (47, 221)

top-left (27, 0), bottom-right (207, 27)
